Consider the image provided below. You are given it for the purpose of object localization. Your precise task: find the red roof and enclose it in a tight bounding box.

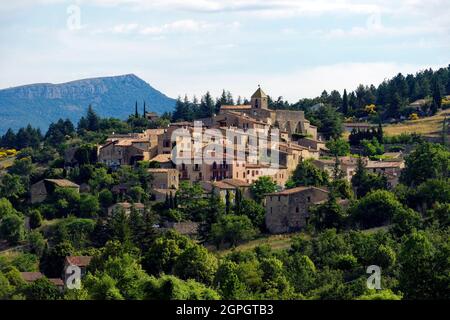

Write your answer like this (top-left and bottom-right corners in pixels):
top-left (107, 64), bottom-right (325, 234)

top-left (65, 256), bottom-right (92, 267)
top-left (20, 272), bottom-right (44, 282)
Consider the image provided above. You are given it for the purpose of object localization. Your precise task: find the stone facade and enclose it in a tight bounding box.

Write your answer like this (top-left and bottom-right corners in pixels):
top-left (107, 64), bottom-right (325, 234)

top-left (30, 179), bottom-right (80, 204)
top-left (219, 87), bottom-right (317, 139)
top-left (265, 186), bottom-right (329, 234)
top-left (148, 168), bottom-right (179, 190)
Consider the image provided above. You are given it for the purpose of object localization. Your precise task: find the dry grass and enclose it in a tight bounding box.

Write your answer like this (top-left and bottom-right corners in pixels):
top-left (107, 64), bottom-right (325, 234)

top-left (0, 156), bottom-right (15, 171)
top-left (211, 233), bottom-right (309, 256)
top-left (383, 109), bottom-right (449, 138)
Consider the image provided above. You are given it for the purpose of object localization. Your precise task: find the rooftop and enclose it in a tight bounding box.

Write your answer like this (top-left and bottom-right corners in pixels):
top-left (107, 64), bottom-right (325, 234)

top-left (45, 179), bottom-right (79, 188)
top-left (110, 202), bottom-right (145, 209)
top-left (20, 272), bottom-right (44, 282)
top-left (65, 256), bottom-right (93, 267)
top-left (148, 168), bottom-right (177, 173)
top-left (266, 186), bottom-right (328, 196)
top-left (366, 161), bottom-right (404, 169)
top-left (251, 87), bottom-right (268, 99)
top-left (150, 154), bottom-right (172, 163)
top-left (221, 105), bottom-right (251, 110)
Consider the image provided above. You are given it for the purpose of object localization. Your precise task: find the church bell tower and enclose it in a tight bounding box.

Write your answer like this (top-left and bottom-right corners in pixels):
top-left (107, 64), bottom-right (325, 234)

top-left (251, 85), bottom-right (268, 110)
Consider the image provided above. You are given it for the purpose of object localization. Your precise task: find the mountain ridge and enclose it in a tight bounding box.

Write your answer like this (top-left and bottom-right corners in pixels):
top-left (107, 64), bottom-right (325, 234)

top-left (0, 74), bottom-right (176, 134)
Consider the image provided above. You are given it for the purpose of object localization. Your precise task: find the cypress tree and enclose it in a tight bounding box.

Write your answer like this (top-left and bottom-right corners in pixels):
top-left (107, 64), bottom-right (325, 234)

top-left (135, 101), bottom-right (139, 118)
top-left (342, 89), bottom-right (349, 115)
top-left (143, 100), bottom-right (146, 116)
top-left (225, 190), bottom-right (231, 215)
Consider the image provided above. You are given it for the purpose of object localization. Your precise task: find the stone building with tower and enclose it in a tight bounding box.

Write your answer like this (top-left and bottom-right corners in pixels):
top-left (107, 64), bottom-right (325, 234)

top-left (218, 87), bottom-right (318, 139)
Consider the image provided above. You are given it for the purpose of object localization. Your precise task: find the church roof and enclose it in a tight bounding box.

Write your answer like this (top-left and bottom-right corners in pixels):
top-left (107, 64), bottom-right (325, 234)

top-left (251, 87), bottom-right (267, 98)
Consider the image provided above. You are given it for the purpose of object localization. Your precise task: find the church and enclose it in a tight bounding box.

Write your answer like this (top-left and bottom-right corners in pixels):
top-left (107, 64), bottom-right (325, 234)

top-left (218, 86), bottom-right (317, 139)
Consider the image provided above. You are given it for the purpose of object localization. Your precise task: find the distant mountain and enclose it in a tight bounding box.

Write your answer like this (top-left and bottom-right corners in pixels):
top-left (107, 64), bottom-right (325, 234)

top-left (0, 74), bottom-right (176, 134)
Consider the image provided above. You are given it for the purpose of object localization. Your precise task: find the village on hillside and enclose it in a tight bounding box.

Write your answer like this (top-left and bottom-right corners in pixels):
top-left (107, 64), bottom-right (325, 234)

top-left (0, 75), bottom-right (449, 300)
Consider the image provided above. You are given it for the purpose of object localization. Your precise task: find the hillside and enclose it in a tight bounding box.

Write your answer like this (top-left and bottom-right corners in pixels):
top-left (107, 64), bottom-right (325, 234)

top-left (383, 109), bottom-right (449, 138)
top-left (0, 74), bottom-right (176, 134)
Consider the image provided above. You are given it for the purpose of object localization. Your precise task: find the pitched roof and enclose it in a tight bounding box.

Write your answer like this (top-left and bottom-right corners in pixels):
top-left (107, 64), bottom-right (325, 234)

top-left (65, 256), bottom-right (93, 267)
top-left (20, 272), bottom-right (44, 282)
top-left (251, 87), bottom-right (268, 98)
top-left (148, 168), bottom-right (178, 174)
top-left (266, 186), bottom-right (328, 196)
top-left (150, 154), bottom-right (172, 163)
top-left (221, 105), bottom-right (251, 110)
top-left (110, 202), bottom-right (145, 210)
top-left (222, 179), bottom-right (251, 188)
top-left (49, 278), bottom-right (65, 286)
top-left (366, 161), bottom-right (404, 169)
top-left (45, 179), bottom-right (79, 188)
top-left (213, 181), bottom-right (236, 190)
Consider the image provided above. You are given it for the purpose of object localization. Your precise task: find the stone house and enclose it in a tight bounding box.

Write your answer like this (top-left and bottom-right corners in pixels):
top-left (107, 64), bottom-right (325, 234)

top-left (312, 156), bottom-right (360, 182)
top-left (162, 221), bottom-right (199, 237)
top-left (20, 272), bottom-right (65, 292)
top-left (30, 179), bottom-right (80, 204)
top-left (201, 178), bottom-right (252, 202)
top-left (107, 202), bottom-right (145, 216)
top-left (98, 140), bottom-right (150, 168)
top-left (366, 160), bottom-right (405, 187)
top-left (148, 168), bottom-right (179, 190)
top-left (265, 186), bottom-right (329, 234)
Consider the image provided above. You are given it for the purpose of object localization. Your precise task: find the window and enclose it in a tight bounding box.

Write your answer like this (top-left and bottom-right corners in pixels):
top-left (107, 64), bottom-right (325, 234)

top-left (296, 207), bottom-right (299, 213)
top-left (307, 196), bottom-right (311, 203)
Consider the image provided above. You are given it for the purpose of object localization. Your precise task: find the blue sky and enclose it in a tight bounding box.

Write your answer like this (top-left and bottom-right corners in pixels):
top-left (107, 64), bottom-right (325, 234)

top-left (0, 0), bottom-right (449, 102)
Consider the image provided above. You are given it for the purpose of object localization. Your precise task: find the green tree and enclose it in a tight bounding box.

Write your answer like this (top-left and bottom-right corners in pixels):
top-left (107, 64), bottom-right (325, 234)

top-left (312, 105), bottom-right (344, 139)
top-left (8, 157), bottom-right (34, 176)
top-left (286, 254), bottom-right (316, 294)
top-left (342, 89), bottom-right (349, 115)
top-left (326, 138), bottom-right (350, 157)
top-left (398, 231), bottom-right (448, 299)
top-left (144, 275), bottom-right (220, 300)
top-left (199, 92), bottom-right (215, 118)
top-left (400, 142), bottom-right (450, 187)
top-left (251, 176), bottom-right (277, 204)
top-left (310, 195), bottom-right (347, 231)
top-left (40, 241), bottom-right (74, 278)
top-left (0, 198), bottom-right (18, 219)
top-left (240, 198), bottom-right (266, 230)
top-left (0, 174), bottom-right (27, 204)
top-left (142, 231), bottom-right (191, 275)
top-left (84, 273), bottom-right (124, 300)
top-left (214, 260), bottom-right (246, 299)
top-left (98, 189), bottom-right (114, 209)
top-left (361, 137), bottom-right (384, 156)
top-left (211, 214), bottom-right (257, 248)
top-left (86, 105), bottom-right (100, 131)
top-left (287, 159), bottom-right (329, 188)
top-left (27, 230), bottom-right (46, 256)
top-left (0, 213), bottom-right (25, 245)
top-left (24, 277), bottom-right (61, 300)
top-left (29, 209), bottom-right (43, 229)
top-left (79, 194), bottom-right (100, 218)
top-left (349, 190), bottom-right (407, 229)
top-left (174, 244), bottom-right (218, 285)
top-left (351, 157), bottom-right (388, 198)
